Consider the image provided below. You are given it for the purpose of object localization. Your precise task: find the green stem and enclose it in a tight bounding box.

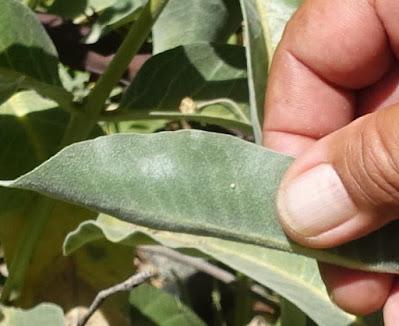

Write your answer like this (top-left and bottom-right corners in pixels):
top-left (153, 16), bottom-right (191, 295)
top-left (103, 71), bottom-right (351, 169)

top-left (61, 0), bottom-right (169, 147)
top-left (0, 196), bottom-right (55, 303)
top-left (1, 0), bottom-right (170, 303)
top-left (101, 110), bottom-right (253, 134)
top-left (196, 98), bottom-right (250, 124)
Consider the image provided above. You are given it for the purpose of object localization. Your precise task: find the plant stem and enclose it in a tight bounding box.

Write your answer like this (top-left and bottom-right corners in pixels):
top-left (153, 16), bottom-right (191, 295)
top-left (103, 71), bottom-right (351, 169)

top-left (1, 0), bottom-right (170, 303)
top-left (78, 270), bottom-right (155, 326)
top-left (61, 0), bottom-right (170, 147)
top-left (0, 196), bottom-right (55, 303)
top-left (196, 98), bottom-right (251, 124)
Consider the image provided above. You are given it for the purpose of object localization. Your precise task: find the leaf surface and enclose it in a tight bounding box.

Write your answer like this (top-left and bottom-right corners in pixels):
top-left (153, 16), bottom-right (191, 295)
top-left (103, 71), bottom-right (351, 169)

top-left (239, 0), bottom-right (301, 143)
top-left (3, 130), bottom-right (399, 274)
top-left (116, 44), bottom-right (251, 133)
top-left (85, 0), bottom-right (147, 44)
top-left (152, 0), bottom-right (242, 54)
top-left (64, 215), bottom-right (356, 326)
top-left (0, 303), bottom-right (64, 326)
top-left (47, 0), bottom-right (116, 18)
top-left (0, 92), bottom-right (131, 323)
top-left (0, 0), bottom-right (71, 107)
top-left (130, 284), bottom-right (206, 326)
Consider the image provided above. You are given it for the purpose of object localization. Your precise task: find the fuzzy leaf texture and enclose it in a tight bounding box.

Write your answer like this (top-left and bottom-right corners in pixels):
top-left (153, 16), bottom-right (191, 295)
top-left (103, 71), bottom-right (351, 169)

top-left (1, 130), bottom-right (399, 274)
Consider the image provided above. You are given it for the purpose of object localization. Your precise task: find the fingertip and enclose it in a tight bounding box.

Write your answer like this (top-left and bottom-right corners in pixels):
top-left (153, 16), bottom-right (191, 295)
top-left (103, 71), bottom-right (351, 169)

top-left (319, 263), bottom-right (393, 315)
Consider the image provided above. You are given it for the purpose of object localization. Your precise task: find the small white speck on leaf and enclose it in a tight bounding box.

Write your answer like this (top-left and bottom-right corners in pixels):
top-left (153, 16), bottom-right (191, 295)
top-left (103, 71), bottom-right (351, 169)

top-left (230, 183), bottom-right (236, 190)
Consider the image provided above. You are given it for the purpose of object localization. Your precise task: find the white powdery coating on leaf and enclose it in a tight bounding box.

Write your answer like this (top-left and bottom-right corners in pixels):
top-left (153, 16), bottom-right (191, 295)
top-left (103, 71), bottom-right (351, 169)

top-left (138, 154), bottom-right (176, 179)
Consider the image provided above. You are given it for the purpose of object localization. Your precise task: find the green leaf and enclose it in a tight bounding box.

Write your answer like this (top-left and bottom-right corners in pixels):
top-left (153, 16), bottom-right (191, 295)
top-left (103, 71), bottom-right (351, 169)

top-left (0, 92), bottom-right (132, 321)
top-left (101, 119), bottom-right (168, 134)
top-left (115, 44), bottom-right (251, 133)
top-left (64, 215), bottom-right (356, 326)
top-left (47, 0), bottom-right (117, 18)
top-left (0, 303), bottom-right (64, 326)
top-left (239, 0), bottom-right (301, 143)
top-left (0, 77), bottom-right (23, 106)
top-left (264, 0), bottom-right (303, 51)
top-left (278, 298), bottom-right (309, 326)
top-left (130, 284), bottom-right (206, 326)
top-left (0, 0), bottom-right (72, 108)
top-left (152, 0), bottom-right (242, 54)
top-left (3, 130), bottom-right (399, 274)
top-left (0, 90), bottom-right (58, 116)
top-left (85, 0), bottom-right (147, 44)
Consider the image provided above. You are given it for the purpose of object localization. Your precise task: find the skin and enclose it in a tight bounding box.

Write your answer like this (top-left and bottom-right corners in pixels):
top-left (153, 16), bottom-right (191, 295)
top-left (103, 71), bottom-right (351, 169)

top-left (263, 0), bottom-right (399, 322)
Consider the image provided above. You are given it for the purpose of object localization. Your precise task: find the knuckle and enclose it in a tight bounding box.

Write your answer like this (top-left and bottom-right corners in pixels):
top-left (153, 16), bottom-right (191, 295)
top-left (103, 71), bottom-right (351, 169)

top-left (345, 112), bottom-right (399, 210)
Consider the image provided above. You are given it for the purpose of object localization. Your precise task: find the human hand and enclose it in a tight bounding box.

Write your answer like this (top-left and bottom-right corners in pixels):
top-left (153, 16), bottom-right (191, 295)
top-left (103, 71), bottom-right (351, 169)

top-left (263, 0), bottom-right (399, 323)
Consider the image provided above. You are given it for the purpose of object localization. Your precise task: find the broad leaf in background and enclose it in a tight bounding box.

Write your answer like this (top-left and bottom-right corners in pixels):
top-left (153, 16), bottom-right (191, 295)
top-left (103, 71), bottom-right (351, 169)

top-left (47, 0), bottom-right (116, 19)
top-left (102, 119), bottom-right (168, 135)
top-left (265, 0), bottom-right (303, 50)
top-left (239, 0), bottom-right (302, 143)
top-left (64, 215), bottom-right (356, 326)
top-left (278, 299), bottom-right (310, 326)
top-left (115, 44), bottom-right (251, 134)
top-left (130, 284), bottom-right (206, 326)
top-left (152, 0), bottom-right (242, 54)
top-left (3, 130), bottom-right (399, 273)
top-left (0, 77), bottom-right (23, 106)
top-left (85, 0), bottom-right (147, 44)
top-left (0, 92), bottom-right (132, 324)
top-left (0, 303), bottom-right (64, 326)
top-left (0, 0), bottom-right (72, 108)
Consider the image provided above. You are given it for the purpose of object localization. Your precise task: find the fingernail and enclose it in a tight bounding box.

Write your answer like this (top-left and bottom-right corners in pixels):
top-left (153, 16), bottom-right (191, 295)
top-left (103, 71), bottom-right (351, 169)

top-left (278, 164), bottom-right (358, 237)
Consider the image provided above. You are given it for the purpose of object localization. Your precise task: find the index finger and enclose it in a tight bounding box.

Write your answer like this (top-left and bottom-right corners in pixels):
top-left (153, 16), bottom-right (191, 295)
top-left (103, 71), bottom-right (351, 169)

top-left (263, 0), bottom-right (394, 156)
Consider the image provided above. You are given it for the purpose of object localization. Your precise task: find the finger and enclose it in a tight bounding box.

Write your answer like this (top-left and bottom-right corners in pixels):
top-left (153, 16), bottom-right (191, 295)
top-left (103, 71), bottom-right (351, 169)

top-left (319, 263), bottom-right (392, 315)
top-left (384, 278), bottom-right (399, 325)
top-left (358, 64), bottom-right (399, 116)
top-left (264, 0), bottom-right (394, 152)
top-left (277, 104), bottom-right (399, 248)
top-left (264, 0), bottom-right (399, 316)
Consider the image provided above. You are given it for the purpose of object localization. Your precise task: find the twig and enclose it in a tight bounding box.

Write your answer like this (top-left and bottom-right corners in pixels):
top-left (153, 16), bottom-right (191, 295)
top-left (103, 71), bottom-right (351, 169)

top-left (138, 245), bottom-right (235, 283)
top-left (77, 270), bottom-right (156, 326)
top-left (137, 246), bottom-right (278, 305)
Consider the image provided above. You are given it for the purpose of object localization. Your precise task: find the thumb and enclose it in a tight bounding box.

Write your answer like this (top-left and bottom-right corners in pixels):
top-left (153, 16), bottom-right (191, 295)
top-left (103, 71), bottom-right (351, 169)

top-left (277, 105), bottom-right (399, 249)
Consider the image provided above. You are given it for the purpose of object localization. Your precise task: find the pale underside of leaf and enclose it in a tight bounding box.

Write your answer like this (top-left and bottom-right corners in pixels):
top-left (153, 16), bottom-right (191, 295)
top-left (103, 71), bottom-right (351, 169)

top-left (0, 303), bottom-right (64, 326)
top-left (240, 0), bottom-right (268, 144)
top-left (2, 130), bottom-right (399, 274)
top-left (239, 0), bottom-right (302, 144)
top-left (64, 215), bottom-right (356, 326)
